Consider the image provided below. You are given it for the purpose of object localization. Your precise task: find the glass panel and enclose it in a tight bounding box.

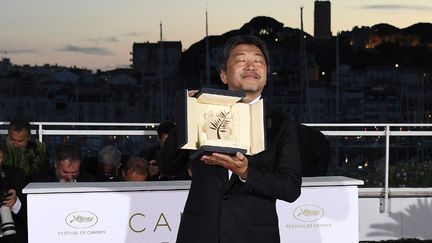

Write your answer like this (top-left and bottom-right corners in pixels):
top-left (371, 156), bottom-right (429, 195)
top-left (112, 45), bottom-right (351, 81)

top-left (326, 135), bottom-right (386, 187)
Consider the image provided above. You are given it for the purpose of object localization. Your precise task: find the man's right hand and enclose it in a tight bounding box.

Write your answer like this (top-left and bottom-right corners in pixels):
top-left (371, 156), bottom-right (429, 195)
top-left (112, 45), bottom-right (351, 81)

top-left (3, 189), bottom-right (17, 208)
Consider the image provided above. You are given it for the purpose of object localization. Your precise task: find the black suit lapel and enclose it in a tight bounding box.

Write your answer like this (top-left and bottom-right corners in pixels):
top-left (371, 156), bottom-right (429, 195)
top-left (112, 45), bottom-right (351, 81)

top-left (224, 173), bottom-right (238, 193)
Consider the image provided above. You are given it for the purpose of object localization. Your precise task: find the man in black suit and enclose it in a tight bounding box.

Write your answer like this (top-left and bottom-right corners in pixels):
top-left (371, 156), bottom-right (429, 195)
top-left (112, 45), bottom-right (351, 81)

top-left (297, 124), bottom-right (331, 176)
top-left (31, 144), bottom-right (95, 182)
top-left (159, 35), bottom-right (302, 243)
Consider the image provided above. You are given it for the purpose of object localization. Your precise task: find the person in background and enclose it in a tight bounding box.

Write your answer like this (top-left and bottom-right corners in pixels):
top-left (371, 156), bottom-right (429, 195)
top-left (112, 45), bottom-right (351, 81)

top-left (2, 119), bottom-right (48, 179)
top-left (0, 145), bottom-right (27, 243)
top-left (140, 121), bottom-right (190, 180)
top-left (297, 124), bottom-right (331, 177)
top-left (140, 146), bottom-right (160, 181)
top-left (96, 145), bottom-right (122, 181)
top-left (148, 158), bottom-right (160, 180)
top-left (155, 121), bottom-right (190, 180)
top-left (30, 144), bottom-right (95, 182)
top-left (156, 121), bottom-right (176, 146)
top-left (122, 157), bottom-right (149, 182)
top-left (159, 35), bottom-right (301, 243)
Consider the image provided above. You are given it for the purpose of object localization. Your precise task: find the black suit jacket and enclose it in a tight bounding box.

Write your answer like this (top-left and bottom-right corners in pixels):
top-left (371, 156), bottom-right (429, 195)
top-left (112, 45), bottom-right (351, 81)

top-left (159, 108), bottom-right (302, 243)
top-left (297, 124), bottom-right (331, 176)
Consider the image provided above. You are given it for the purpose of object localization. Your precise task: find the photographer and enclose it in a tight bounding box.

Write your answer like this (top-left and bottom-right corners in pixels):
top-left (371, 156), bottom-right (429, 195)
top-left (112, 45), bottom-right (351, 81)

top-left (0, 146), bottom-right (27, 243)
top-left (1, 119), bottom-right (48, 178)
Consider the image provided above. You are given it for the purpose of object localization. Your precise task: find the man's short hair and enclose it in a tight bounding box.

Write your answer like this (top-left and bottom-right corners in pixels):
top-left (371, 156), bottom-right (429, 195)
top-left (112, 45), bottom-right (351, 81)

top-left (9, 119), bottom-right (31, 135)
top-left (124, 157), bottom-right (149, 176)
top-left (55, 144), bottom-right (80, 164)
top-left (157, 121), bottom-right (175, 137)
top-left (218, 35), bottom-right (270, 73)
top-left (98, 145), bottom-right (121, 167)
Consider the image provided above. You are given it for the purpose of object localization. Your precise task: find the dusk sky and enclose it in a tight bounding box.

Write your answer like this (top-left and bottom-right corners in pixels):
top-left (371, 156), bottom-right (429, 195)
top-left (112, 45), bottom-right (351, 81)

top-left (1, 0), bottom-right (431, 71)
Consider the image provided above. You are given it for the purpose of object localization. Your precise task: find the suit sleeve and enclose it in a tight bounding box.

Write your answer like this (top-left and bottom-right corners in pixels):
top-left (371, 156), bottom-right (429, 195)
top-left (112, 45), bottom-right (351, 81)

top-left (245, 115), bottom-right (302, 203)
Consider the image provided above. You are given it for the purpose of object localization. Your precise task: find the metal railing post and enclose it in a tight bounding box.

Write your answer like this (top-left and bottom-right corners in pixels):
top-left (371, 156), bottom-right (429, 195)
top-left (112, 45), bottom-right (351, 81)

top-left (383, 125), bottom-right (391, 213)
top-left (38, 123), bottom-right (43, 142)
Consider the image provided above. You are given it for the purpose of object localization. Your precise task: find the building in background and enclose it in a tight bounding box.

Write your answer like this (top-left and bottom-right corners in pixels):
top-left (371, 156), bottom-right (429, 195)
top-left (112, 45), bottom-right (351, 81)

top-left (131, 41), bottom-right (182, 120)
top-left (314, 0), bottom-right (332, 40)
top-left (1, 17), bottom-right (431, 124)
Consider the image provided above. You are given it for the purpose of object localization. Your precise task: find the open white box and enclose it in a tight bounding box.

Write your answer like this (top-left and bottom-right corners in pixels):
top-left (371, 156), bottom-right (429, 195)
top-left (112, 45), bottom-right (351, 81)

top-left (177, 88), bottom-right (266, 157)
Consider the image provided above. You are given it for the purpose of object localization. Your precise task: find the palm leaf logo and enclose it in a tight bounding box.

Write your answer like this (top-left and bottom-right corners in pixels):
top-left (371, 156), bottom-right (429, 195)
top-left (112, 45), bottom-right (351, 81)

top-left (210, 110), bottom-right (233, 139)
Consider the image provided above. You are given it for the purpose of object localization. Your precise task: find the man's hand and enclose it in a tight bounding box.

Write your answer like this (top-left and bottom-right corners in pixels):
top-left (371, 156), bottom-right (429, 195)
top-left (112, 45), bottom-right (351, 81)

top-left (149, 159), bottom-right (159, 177)
top-left (3, 189), bottom-right (17, 208)
top-left (188, 90), bottom-right (199, 97)
top-left (201, 152), bottom-right (248, 178)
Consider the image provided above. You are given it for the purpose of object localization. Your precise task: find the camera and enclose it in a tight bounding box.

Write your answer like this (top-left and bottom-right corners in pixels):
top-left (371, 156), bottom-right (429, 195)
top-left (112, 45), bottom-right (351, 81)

top-left (0, 190), bottom-right (11, 202)
top-left (0, 204), bottom-right (16, 236)
top-left (0, 172), bottom-right (16, 237)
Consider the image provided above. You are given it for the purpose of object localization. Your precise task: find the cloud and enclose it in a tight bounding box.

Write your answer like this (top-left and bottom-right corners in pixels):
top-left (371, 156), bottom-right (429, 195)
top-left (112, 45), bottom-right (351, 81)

top-left (101, 63), bottom-right (131, 71)
top-left (124, 31), bottom-right (147, 37)
top-left (362, 5), bottom-right (431, 11)
top-left (1, 49), bottom-right (37, 54)
top-left (102, 36), bottom-right (119, 42)
top-left (85, 32), bottom-right (148, 44)
top-left (59, 45), bottom-right (113, 55)
top-left (86, 36), bottom-right (119, 44)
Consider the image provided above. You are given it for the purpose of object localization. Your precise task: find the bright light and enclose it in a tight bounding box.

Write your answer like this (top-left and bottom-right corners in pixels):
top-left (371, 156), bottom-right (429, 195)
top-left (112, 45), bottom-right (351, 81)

top-left (275, 38), bottom-right (278, 42)
top-left (321, 72), bottom-right (325, 76)
top-left (395, 64), bottom-right (399, 68)
top-left (358, 166), bottom-right (363, 169)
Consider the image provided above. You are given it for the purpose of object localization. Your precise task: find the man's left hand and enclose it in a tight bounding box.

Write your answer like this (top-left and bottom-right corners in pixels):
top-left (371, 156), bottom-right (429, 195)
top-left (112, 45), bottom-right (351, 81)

top-left (201, 152), bottom-right (248, 178)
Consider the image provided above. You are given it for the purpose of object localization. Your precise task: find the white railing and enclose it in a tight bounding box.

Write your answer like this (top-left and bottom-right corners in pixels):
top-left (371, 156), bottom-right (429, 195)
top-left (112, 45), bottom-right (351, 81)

top-left (2, 121), bottom-right (432, 213)
top-left (304, 123), bottom-right (432, 213)
top-left (0, 122), bottom-right (160, 139)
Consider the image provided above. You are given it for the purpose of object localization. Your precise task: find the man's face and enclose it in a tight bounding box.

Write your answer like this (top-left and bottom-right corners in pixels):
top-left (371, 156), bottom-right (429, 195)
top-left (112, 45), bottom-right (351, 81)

top-left (56, 160), bottom-right (80, 182)
top-left (219, 44), bottom-right (267, 103)
top-left (8, 129), bottom-right (30, 149)
top-left (101, 163), bottom-right (116, 174)
top-left (159, 133), bottom-right (169, 145)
